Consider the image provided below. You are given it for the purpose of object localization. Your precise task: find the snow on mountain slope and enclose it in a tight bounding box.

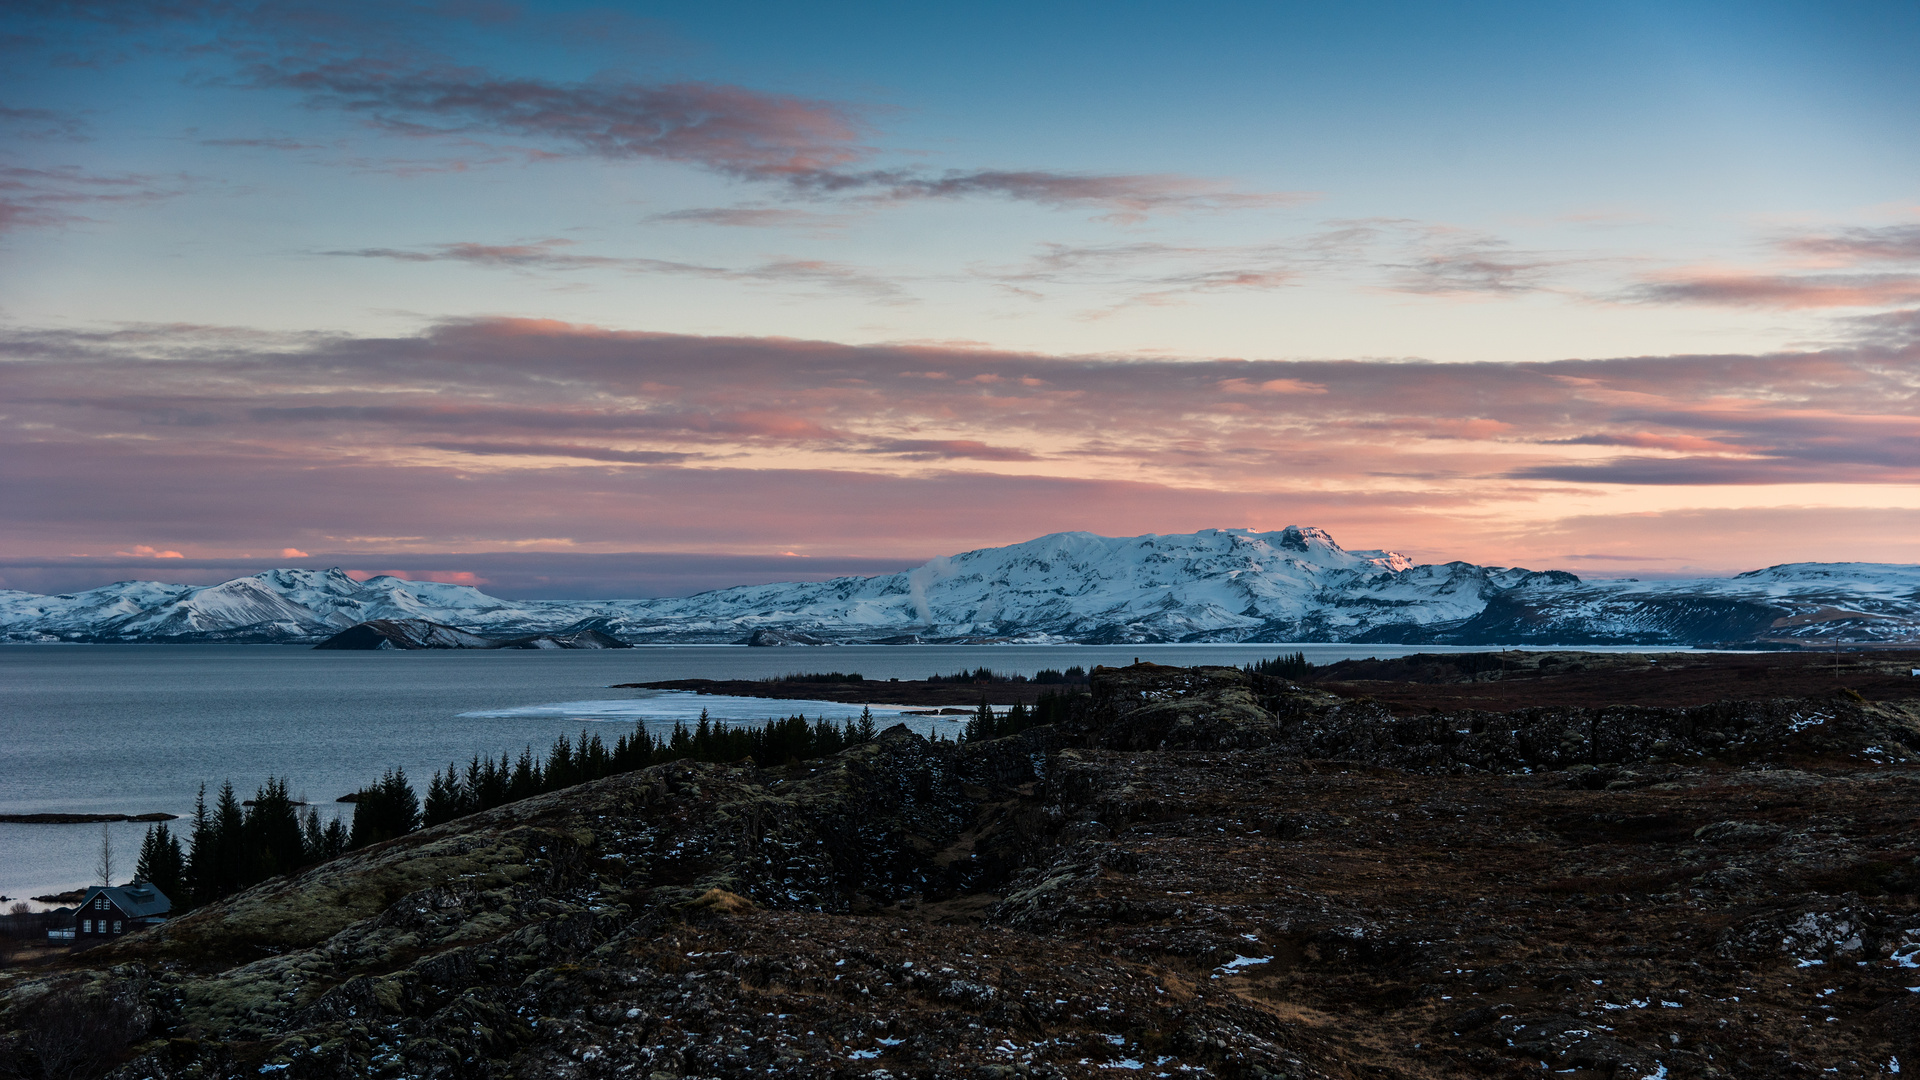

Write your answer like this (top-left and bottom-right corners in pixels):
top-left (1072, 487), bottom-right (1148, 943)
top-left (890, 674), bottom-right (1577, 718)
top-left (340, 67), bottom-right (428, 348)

top-left (2, 529), bottom-right (1915, 645)
top-left (0, 568), bottom-right (594, 643)
top-left (594, 527), bottom-right (1579, 644)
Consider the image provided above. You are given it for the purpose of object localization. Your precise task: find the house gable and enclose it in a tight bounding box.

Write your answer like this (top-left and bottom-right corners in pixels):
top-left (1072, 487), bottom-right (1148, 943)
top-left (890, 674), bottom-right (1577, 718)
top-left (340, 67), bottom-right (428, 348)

top-left (73, 883), bottom-right (171, 938)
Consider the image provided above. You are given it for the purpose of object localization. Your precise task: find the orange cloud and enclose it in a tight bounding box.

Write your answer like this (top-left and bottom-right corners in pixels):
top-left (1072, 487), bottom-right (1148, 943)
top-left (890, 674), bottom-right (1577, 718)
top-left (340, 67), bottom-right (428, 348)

top-left (114, 545), bottom-right (185, 558)
top-left (4, 317), bottom-right (1915, 568)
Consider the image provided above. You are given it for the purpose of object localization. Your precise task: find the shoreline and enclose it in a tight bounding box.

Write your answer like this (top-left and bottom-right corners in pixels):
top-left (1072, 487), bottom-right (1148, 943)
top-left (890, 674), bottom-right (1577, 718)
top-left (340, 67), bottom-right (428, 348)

top-left (612, 677), bottom-right (1081, 707)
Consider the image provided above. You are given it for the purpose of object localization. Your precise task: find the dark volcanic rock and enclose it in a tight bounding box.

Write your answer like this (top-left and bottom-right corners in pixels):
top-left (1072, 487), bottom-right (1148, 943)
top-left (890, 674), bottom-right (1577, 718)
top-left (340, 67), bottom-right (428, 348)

top-left (312, 619), bottom-right (498, 650)
top-left (6, 659), bottom-right (1920, 1079)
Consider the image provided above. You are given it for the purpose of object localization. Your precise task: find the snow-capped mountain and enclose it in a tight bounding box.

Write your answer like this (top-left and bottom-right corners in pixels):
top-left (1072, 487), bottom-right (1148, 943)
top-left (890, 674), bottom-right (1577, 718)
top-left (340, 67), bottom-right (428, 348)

top-left (3, 527), bottom-right (1916, 646)
top-left (0, 568), bottom-right (596, 644)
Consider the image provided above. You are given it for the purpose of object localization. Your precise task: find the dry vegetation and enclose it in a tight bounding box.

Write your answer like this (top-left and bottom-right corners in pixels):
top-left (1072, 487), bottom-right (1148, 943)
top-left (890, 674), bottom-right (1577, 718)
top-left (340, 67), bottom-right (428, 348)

top-left (3, 653), bottom-right (1918, 1079)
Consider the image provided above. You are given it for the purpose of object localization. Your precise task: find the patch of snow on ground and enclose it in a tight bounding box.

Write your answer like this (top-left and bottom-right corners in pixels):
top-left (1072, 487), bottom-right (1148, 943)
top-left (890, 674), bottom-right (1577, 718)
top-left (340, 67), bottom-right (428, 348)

top-left (1213, 955), bottom-right (1272, 978)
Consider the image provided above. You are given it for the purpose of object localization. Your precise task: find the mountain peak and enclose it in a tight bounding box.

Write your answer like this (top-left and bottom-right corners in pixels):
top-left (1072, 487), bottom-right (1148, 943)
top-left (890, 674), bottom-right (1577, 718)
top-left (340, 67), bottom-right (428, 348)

top-left (1, 530), bottom-right (1913, 645)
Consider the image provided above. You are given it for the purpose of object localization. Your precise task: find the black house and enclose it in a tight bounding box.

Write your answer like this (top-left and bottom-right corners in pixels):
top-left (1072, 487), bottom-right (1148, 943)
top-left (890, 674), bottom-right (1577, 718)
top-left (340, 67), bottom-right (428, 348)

top-left (73, 882), bottom-right (171, 941)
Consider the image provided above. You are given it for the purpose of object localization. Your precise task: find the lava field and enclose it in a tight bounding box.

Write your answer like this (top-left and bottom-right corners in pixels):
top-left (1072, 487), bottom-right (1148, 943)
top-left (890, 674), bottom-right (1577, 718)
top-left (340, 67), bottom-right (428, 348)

top-left (3, 654), bottom-right (1918, 1079)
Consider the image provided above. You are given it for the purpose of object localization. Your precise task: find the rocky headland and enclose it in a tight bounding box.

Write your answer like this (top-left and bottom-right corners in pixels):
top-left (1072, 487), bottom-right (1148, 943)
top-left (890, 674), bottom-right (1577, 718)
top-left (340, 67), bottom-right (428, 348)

top-left (3, 655), bottom-right (1919, 1079)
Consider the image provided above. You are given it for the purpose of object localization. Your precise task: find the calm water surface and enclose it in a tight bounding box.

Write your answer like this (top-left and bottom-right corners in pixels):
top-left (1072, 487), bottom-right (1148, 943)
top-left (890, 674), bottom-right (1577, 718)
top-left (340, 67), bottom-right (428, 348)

top-left (0, 642), bottom-right (1683, 899)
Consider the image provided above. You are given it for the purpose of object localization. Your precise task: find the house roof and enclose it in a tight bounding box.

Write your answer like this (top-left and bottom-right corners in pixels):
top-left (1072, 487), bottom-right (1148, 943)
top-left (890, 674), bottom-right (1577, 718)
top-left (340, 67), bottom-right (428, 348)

top-left (80, 882), bottom-right (171, 918)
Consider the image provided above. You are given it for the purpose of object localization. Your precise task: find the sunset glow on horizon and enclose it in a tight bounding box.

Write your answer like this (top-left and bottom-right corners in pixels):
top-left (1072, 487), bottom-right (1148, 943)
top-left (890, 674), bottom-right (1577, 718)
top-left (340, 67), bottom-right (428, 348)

top-left (5, 1), bottom-right (1917, 597)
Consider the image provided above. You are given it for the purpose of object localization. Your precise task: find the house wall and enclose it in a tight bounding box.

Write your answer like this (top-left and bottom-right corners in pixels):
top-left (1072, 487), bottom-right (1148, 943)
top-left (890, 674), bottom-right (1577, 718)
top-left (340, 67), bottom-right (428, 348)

top-left (74, 894), bottom-right (129, 937)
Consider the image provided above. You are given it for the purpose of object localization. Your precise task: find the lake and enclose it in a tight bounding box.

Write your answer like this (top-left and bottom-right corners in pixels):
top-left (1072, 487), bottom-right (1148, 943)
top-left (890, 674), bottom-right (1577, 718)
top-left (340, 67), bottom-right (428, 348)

top-left (0, 641), bottom-right (1687, 901)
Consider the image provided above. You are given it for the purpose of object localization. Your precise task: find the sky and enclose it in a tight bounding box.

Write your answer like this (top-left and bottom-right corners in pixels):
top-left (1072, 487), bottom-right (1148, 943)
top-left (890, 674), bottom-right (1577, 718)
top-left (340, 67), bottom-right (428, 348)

top-left (3, 0), bottom-right (1917, 598)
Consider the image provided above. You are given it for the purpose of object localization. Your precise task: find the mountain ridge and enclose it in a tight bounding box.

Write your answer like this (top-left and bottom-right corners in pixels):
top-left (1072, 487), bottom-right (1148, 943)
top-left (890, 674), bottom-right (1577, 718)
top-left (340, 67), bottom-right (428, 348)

top-left (3, 526), bottom-right (1916, 646)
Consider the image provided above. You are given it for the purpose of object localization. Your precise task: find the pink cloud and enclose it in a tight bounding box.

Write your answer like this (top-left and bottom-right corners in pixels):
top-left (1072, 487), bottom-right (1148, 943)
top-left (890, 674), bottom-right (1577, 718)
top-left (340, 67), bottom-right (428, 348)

top-left (0, 164), bottom-right (191, 233)
top-left (801, 169), bottom-right (1311, 222)
top-left (863, 439), bottom-right (1039, 462)
top-left (262, 59), bottom-right (871, 178)
top-left (649, 207), bottom-right (845, 229)
top-left (1629, 271), bottom-right (1920, 309)
top-left (1544, 432), bottom-right (1739, 454)
top-left (1779, 224), bottom-right (1920, 265)
top-left (330, 241), bottom-right (909, 299)
top-left (3, 318), bottom-right (1916, 567)
top-left (1217, 377), bottom-right (1327, 395)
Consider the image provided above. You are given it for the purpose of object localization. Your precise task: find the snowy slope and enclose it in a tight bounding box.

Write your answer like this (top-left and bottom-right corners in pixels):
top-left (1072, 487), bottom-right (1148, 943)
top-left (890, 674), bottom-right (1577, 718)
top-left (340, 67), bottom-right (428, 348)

top-left (3, 528), bottom-right (1916, 645)
top-left (595, 527), bottom-right (1542, 643)
top-left (0, 569), bottom-right (597, 643)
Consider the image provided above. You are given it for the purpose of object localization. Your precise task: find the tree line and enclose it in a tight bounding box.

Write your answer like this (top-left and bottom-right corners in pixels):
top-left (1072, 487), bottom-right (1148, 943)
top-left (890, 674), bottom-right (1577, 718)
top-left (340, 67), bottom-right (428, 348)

top-left (927, 665), bottom-right (1088, 684)
top-left (132, 777), bottom-right (349, 912)
top-left (418, 708), bottom-right (889, 827)
top-left (136, 693), bottom-right (1087, 913)
top-left (958, 691), bottom-right (1075, 741)
top-left (1246, 650), bottom-right (1314, 679)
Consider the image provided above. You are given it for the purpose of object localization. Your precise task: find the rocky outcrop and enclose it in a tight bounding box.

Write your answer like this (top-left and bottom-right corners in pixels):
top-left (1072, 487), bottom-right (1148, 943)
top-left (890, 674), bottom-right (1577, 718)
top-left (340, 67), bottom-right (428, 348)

top-left (5, 660), bottom-right (1919, 1079)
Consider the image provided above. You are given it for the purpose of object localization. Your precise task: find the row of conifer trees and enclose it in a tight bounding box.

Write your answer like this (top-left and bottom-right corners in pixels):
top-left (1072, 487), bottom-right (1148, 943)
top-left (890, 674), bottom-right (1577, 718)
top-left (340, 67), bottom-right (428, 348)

top-left (137, 692), bottom-right (1084, 912)
top-left (419, 708), bottom-right (890, 827)
top-left (131, 777), bottom-right (351, 911)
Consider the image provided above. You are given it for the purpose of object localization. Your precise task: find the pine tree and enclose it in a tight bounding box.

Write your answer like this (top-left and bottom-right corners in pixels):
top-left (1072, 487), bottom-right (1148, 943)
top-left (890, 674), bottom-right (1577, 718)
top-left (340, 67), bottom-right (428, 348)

top-left (243, 777), bottom-right (307, 882)
top-left (463, 755), bottom-right (486, 809)
top-left (810, 717), bottom-right (843, 756)
top-left (964, 697), bottom-right (996, 742)
top-left (856, 707), bottom-right (878, 743)
top-left (1003, 700), bottom-right (1030, 737)
top-left (135, 826), bottom-right (157, 883)
top-left (211, 781), bottom-right (246, 897)
top-left (321, 816), bottom-right (348, 859)
top-left (423, 764), bottom-right (464, 827)
top-left (347, 767), bottom-right (419, 849)
top-left (301, 808), bottom-right (326, 862)
top-left (509, 746), bottom-right (539, 801)
top-left (544, 734), bottom-right (574, 791)
top-left (136, 822), bottom-right (186, 903)
top-left (693, 710), bottom-right (712, 757)
top-left (186, 783), bottom-right (214, 905)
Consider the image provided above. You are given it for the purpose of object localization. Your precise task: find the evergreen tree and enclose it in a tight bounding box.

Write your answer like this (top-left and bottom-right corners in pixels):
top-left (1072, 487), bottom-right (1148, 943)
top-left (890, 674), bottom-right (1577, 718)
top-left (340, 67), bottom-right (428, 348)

top-left (135, 821), bottom-right (187, 902)
top-left (321, 816), bottom-right (348, 859)
top-left (509, 746), bottom-right (539, 801)
top-left (964, 697), bottom-right (996, 742)
top-left (856, 707), bottom-right (878, 743)
top-left (811, 717), bottom-right (844, 756)
top-left (423, 764), bottom-right (465, 827)
top-left (243, 777), bottom-right (307, 882)
top-left (1002, 701), bottom-right (1031, 738)
top-left (347, 767), bottom-right (420, 849)
top-left (1247, 650), bottom-right (1312, 679)
top-left (186, 783), bottom-right (214, 905)
top-left (479, 753), bottom-right (510, 808)
top-left (135, 826), bottom-right (156, 882)
top-left (210, 781), bottom-right (247, 897)
top-left (692, 711), bottom-right (713, 757)
top-left (301, 808), bottom-right (326, 862)
top-left (544, 734), bottom-right (574, 791)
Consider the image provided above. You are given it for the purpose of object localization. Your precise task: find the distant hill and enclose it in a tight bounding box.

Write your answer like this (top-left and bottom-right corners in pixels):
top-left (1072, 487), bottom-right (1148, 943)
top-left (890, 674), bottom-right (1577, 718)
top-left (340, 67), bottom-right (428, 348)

top-left (3, 527), bottom-right (1916, 646)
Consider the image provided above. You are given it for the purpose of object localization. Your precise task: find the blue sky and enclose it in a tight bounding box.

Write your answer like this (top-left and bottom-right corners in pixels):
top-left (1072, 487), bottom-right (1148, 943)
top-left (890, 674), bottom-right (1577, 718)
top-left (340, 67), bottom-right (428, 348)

top-left (3, 0), bottom-right (1917, 594)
